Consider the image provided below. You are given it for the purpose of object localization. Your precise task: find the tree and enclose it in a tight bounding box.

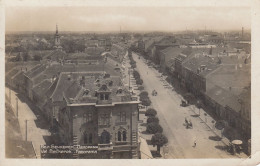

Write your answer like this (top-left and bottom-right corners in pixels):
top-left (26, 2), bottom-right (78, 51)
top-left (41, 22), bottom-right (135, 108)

top-left (136, 78), bottom-right (143, 85)
top-left (146, 122), bottom-right (163, 134)
top-left (142, 98), bottom-right (151, 110)
top-left (151, 133), bottom-right (168, 154)
top-left (133, 70), bottom-right (140, 79)
top-left (131, 63), bottom-right (136, 69)
top-left (138, 86), bottom-right (144, 91)
top-left (139, 91), bottom-right (148, 99)
top-left (145, 108), bottom-right (157, 117)
top-left (147, 117), bottom-right (159, 124)
top-left (33, 54), bottom-right (42, 61)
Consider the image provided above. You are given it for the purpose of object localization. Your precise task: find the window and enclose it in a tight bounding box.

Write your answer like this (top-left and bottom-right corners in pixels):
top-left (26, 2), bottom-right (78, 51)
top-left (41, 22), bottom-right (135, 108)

top-left (123, 131), bottom-right (127, 141)
top-left (117, 130), bottom-right (127, 142)
top-left (88, 113), bottom-right (93, 122)
top-left (118, 131), bottom-right (121, 141)
top-left (120, 112), bottom-right (126, 122)
top-left (105, 94), bottom-right (109, 100)
top-left (101, 131), bottom-right (110, 144)
top-left (100, 94), bottom-right (104, 100)
top-left (89, 133), bottom-right (92, 144)
top-left (84, 132), bottom-right (88, 144)
top-left (100, 113), bottom-right (110, 125)
top-left (105, 113), bottom-right (110, 125)
top-left (83, 113), bottom-right (87, 121)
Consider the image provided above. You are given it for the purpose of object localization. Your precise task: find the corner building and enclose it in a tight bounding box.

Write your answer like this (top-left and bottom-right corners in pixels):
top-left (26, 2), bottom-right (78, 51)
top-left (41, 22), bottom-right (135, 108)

top-left (59, 74), bottom-right (140, 159)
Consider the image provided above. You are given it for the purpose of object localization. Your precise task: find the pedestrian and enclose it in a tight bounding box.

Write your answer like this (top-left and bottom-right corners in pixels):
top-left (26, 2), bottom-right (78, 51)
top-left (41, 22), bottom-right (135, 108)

top-left (194, 140), bottom-right (197, 147)
top-left (185, 117), bottom-right (188, 124)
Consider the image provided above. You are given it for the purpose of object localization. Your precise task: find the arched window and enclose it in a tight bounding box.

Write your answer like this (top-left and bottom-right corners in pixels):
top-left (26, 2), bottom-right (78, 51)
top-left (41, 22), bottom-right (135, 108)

top-left (123, 131), bottom-right (127, 141)
top-left (89, 133), bottom-right (92, 144)
top-left (84, 132), bottom-right (88, 144)
top-left (118, 131), bottom-right (121, 141)
top-left (101, 130), bottom-right (110, 144)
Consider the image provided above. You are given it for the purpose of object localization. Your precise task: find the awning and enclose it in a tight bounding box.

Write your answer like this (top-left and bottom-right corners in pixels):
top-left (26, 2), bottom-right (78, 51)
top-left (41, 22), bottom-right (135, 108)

top-left (232, 140), bottom-right (243, 145)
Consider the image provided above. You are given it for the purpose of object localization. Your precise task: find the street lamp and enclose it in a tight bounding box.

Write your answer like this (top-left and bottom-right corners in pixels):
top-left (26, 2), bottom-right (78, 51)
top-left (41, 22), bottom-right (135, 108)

top-left (197, 100), bottom-right (201, 116)
top-left (128, 68), bottom-right (132, 91)
top-left (25, 120), bottom-right (28, 141)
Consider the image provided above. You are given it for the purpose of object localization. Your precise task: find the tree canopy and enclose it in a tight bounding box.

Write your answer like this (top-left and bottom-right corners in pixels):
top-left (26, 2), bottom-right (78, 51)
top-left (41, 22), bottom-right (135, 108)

top-left (146, 122), bottom-right (163, 134)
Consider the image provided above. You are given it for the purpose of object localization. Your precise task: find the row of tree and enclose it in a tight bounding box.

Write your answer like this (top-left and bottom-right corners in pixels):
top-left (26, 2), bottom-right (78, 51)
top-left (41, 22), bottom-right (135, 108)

top-left (130, 49), bottom-right (168, 156)
top-left (145, 108), bottom-right (168, 155)
top-left (139, 91), bottom-right (151, 110)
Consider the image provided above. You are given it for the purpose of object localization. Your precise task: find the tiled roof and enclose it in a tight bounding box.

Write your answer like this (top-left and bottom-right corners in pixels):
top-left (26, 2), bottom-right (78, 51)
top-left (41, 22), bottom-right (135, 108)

top-left (63, 75), bottom-right (131, 104)
top-left (44, 50), bottom-right (67, 60)
top-left (6, 68), bottom-right (19, 79)
top-left (31, 62), bottom-right (121, 87)
top-left (205, 85), bottom-right (241, 113)
top-left (206, 64), bottom-right (251, 96)
top-left (160, 47), bottom-right (183, 67)
top-left (32, 79), bottom-right (52, 97)
top-left (183, 55), bottom-right (220, 77)
top-left (26, 64), bottom-right (47, 79)
top-left (51, 72), bottom-right (103, 102)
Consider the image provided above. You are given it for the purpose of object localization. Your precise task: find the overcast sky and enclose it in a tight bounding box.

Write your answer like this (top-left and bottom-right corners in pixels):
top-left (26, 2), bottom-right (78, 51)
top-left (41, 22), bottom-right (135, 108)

top-left (5, 7), bottom-right (251, 32)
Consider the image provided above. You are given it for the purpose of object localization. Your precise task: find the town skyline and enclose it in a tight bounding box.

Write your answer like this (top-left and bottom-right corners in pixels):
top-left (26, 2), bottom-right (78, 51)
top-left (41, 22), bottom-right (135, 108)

top-left (6, 7), bottom-right (250, 32)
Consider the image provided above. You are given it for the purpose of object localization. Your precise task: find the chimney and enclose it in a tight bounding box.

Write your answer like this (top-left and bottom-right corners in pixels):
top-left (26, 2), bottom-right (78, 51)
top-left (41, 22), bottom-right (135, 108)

top-left (68, 74), bottom-right (71, 80)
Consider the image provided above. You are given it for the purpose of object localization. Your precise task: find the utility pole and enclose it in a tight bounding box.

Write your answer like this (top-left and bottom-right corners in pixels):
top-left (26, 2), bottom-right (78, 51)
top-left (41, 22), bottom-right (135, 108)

top-left (16, 97), bottom-right (18, 118)
top-left (25, 120), bottom-right (28, 141)
top-left (9, 88), bottom-right (11, 102)
top-left (128, 68), bottom-right (131, 91)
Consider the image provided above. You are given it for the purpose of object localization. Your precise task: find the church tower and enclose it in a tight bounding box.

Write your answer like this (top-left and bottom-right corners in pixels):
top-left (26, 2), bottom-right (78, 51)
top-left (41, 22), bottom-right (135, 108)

top-left (54, 24), bottom-right (62, 50)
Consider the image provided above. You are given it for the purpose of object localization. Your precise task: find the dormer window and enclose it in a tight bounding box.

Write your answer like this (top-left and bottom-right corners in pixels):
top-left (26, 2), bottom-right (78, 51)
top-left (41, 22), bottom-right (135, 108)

top-left (83, 89), bottom-right (89, 96)
top-left (117, 88), bottom-right (123, 94)
top-left (100, 93), bottom-right (109, 100)
top-left (108, 80), bottom-right (113, 86)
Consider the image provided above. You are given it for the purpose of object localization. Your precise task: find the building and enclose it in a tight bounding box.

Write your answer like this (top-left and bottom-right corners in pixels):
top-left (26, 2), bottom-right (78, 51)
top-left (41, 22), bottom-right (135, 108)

top-left (110, 44), bottom-right (127, 62)
top-left (181, 54), bottom-right (220, 97)
top-left (54, 25), bottom-right (62, 50)
top-left (158, 47), bottom-right (182, 74)
top-left (57, 73), bottom-right (140, 159)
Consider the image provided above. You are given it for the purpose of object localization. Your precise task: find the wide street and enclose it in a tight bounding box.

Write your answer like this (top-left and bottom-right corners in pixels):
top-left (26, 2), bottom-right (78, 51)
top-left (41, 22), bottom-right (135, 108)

top-left (132, 52), bottom-right (237, 158)
top-left (5, 87), bottom-right (50, 158)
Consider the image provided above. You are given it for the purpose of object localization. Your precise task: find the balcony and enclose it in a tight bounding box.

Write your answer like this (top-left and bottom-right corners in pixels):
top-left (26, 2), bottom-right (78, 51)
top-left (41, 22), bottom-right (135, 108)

top-left (98, 142), bottom-right (113, 151)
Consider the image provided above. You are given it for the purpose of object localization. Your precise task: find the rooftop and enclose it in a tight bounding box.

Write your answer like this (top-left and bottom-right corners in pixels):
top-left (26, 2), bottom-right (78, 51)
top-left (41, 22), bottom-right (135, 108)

top-left (183, 55), bottom-right (220, 77)
top-left (205, 85), bottom-right (241, 113)
top-left (63, 75), bottom-right (133, 105)
top-left (206, 64), bottom-right (251, 96)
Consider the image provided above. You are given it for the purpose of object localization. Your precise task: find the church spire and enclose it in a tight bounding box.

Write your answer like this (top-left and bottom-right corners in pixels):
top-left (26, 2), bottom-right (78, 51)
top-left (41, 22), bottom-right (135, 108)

top-left (56, 24), bottom-right (58, 35)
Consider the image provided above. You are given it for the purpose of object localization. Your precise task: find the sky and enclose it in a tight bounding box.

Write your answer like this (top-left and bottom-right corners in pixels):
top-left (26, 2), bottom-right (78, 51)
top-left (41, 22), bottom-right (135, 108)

top-left (5, 7), bottom-right (251, 32)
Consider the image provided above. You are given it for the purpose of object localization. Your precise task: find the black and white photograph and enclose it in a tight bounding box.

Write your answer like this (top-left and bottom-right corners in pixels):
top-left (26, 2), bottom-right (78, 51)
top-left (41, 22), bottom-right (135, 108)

top-left (1, 0), bottom-right (260, 165)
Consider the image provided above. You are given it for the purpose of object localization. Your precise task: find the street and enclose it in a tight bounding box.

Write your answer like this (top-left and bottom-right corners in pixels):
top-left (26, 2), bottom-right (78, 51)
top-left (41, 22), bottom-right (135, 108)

top-left (5, 87), bottom-right (51, 158)
top-left (132, 53), bottom-right (237, 158)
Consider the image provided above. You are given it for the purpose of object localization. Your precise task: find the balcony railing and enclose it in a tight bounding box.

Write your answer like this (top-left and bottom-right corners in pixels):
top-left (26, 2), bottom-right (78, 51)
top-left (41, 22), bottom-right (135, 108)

top-left (98, 142), bottom-right (113, 151)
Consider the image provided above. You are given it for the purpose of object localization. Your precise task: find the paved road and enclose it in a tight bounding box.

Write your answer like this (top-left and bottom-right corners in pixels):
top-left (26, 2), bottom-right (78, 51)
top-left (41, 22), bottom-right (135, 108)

top-left (132, 53), bottom-right (237, 158)
top-left (5, 87), bottom-right (50, 158)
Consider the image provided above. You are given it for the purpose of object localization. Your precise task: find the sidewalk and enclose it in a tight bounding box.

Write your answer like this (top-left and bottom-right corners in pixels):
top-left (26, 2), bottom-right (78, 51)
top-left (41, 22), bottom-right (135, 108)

top-left (5, 87), bottom-right (51, 158)
top-left (188, 105), bottom-right (248, 158)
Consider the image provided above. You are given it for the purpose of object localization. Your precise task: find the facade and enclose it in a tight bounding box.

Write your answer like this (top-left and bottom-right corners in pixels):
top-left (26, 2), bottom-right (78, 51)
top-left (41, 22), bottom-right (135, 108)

top-left (110, 44), bottom-right (127, 62)
top-left (57, 73), bottom-right (140, 159)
